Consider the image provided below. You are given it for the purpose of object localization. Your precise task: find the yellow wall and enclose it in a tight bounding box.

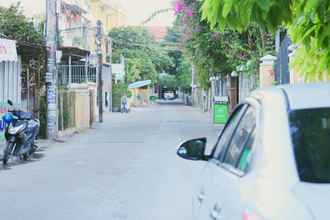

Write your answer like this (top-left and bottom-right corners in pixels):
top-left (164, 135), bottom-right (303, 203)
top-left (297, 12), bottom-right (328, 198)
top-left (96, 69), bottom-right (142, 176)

top-left (88, 0), bottom-right (125, 63)
top-left (89, 0), bottom-right (125, 32)
top-left (129, 87), bottom-right (150, 107)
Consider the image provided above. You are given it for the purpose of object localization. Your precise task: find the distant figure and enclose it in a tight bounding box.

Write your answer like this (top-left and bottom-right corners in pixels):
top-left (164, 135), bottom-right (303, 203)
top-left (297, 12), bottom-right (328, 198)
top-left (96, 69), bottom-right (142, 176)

top-left (121, 96), bottom-right (129, 113)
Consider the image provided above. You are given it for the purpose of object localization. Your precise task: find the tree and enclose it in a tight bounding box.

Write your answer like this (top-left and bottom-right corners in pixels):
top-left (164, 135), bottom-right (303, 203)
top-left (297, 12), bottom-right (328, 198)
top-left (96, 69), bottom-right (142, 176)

top-left (159, 73), bottom-right (178, 90)
top-left (201, 0), bottom-right (330, 80)
top-left (173, 0), bottom-right (273, 89)
top-left (0, 4), bottom-right (47, 137)
top-left (109, 26), bottom-right (172, 84)
top-left (0, 3), bottom-right (45, 63)
top-left (162, 21), bottom-right (192, 92)
top-left (0, 4), bottom-right (43, 44)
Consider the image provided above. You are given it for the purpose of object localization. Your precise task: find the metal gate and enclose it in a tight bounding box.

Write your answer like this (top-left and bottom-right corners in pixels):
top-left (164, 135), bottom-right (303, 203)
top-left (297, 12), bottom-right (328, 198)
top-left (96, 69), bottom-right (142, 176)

top-left (0, 60), bottom-right (22, 108)
top-left (275, 35), bottom-right (291, 84)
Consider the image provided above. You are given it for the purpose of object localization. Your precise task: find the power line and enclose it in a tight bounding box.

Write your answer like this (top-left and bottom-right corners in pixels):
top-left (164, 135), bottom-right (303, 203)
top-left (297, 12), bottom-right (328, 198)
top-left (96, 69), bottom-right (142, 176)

top-left (141, 8), bottom-right (173, 25)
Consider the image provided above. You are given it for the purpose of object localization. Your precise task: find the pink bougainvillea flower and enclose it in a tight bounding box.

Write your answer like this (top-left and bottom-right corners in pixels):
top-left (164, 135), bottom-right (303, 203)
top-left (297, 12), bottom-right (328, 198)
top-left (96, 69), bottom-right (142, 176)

top-left (174, 1), bottom-right (185, 14)
top-left (186, 8), bottom-right (193, 17)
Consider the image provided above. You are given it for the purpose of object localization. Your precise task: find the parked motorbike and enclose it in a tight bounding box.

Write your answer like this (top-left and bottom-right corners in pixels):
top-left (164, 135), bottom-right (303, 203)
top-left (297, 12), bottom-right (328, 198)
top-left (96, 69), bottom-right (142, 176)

top-left (2, 100), bottom-right (40, 166)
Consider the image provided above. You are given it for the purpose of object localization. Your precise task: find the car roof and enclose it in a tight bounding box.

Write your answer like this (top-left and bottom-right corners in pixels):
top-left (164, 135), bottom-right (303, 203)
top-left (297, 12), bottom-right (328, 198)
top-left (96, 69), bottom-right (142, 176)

top-left (252, 83), bottom-right (330, 110)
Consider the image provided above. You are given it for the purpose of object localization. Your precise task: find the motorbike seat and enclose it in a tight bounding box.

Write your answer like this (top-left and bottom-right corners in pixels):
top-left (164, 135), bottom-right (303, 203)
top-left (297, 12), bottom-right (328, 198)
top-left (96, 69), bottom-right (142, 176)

top-left (10, 110), bottom-right (33, 120)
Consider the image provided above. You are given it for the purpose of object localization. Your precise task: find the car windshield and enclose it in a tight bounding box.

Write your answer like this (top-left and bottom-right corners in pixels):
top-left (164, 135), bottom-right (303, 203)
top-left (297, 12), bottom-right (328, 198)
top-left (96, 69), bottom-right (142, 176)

top-left (290, 107), bottom-right (330, 183)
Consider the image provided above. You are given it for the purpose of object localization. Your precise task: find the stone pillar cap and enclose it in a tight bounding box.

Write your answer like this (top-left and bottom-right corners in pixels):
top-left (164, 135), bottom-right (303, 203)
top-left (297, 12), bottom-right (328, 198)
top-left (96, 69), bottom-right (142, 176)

top-left (260, 54), bottom-right (277, 64)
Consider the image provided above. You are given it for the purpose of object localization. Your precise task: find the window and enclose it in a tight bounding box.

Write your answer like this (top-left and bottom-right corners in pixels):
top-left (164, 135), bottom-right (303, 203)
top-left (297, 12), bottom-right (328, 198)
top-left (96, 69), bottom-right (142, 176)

top-left (290, 107), bottom-right (330, 183)
top-left (222, 107), bottom-right (256, 171)
top-left (213, 105), bottom-right (247, 159)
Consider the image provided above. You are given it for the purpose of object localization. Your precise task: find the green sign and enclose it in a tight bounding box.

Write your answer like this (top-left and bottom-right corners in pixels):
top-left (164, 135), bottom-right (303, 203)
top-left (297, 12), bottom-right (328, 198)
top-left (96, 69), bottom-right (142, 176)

top-left (213, 103), bottom-right (229, 124)
top-left (149, 95), bottom-right (157, 101)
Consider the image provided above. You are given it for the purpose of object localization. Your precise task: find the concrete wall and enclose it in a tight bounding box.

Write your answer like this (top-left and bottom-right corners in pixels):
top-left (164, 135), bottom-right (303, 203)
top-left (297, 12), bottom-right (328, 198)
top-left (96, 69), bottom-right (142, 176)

top-left (88, 83), bottom-right (98, 122)
top-left (68, 84), bottom-right (91, 130)
top-left (58, 83), bottom-right (97, 135)
top-left (129, 87), bottom-right (150, 107)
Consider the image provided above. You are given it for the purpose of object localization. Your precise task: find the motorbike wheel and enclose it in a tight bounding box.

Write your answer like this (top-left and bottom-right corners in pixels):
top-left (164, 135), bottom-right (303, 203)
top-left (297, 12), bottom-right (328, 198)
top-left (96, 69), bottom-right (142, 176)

top-left (22, 153), bottom-right (29, 161)
top-left (3, 142), bottom-right (14, 166)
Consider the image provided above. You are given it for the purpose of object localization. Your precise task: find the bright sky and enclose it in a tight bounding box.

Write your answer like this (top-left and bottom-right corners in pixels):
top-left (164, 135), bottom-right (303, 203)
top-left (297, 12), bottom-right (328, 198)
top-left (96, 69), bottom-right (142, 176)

top-left (0, 0), bottom-right (44, 16)
top-left (0, 0), bottom-right (175, 27)
top-left (118, 0), bottom-right (175, 26)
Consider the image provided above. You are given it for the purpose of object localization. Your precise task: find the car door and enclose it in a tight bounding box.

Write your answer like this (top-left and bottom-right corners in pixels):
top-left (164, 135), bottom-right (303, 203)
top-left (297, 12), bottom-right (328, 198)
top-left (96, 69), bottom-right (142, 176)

top-left (210, 104), bottom-right (258, 220)
top-left (193, 104), bottom-right (248, 220)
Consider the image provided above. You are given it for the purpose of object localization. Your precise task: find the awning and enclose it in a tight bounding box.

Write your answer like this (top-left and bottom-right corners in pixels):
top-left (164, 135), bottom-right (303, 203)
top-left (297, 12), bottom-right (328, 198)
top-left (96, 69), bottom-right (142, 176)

top-left (0, 38), bottom-right (17, 62)
top-left (128, 80), bottom-right (152, 89)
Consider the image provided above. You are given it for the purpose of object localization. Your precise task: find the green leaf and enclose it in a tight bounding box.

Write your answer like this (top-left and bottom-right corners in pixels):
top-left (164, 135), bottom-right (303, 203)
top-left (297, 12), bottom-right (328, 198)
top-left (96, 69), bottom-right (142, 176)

top-left (304, 0), bottom-right (320, 13)
top-left (256, 0), bottom-right (272, 12)
top-left (301, 24), bottom-right (318, 41)
top-left (223, 0), bottom-right (234, 18)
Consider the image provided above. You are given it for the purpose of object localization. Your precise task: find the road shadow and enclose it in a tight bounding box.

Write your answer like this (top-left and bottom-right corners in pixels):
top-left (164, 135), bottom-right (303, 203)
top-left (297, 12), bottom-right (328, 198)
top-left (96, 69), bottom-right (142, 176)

top-left (156, 99), bottom-right (184, 105)
top-left (0, 149), bottom-right (46, 171)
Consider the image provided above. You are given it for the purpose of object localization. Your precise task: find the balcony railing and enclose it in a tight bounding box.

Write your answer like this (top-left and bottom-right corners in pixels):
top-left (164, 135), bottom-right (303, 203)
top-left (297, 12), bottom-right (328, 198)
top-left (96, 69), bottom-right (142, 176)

top-left (57, 65), bottom-right (97, 86)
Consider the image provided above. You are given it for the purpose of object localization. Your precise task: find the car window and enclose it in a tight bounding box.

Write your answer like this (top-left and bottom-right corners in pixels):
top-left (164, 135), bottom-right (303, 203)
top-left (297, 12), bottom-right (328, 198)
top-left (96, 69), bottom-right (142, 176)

top-left (222, 107), bottom-right (256, 171)
top-left (213, 105), bottom-right (247, 159)
top-left (237, 129), bottom-right (255, 172)
top-left (290, 107), bottom-right (330, 183)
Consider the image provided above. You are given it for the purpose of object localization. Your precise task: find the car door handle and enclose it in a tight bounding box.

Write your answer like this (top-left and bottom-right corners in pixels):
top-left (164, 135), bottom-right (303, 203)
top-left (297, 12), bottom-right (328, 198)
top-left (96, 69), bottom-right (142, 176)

top-left (210, 203), bottom-right (222, 220)
top-left (197, 191), bottom-right (205, 204)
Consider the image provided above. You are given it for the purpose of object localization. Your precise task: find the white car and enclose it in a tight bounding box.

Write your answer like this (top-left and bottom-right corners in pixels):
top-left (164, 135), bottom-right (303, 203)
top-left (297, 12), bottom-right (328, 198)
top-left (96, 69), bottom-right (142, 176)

top-left (177, 83), bottom-right (330, 220)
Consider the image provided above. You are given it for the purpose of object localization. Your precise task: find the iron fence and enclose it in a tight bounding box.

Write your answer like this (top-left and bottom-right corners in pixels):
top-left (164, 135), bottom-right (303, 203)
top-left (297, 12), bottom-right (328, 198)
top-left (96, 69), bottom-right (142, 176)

top-left (238, 73), bottom-right (259, 102)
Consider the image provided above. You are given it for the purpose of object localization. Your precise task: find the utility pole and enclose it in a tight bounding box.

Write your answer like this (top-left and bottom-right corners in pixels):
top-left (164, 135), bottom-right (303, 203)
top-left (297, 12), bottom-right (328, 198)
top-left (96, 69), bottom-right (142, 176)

top-left (108, 38), bottom-right (113, 112)
top-left (45, 0), bottom-right (58, 138)
top-left (96, 20), bottom-right (103, 122)
top-left (191, 63), bottom-right (196, 106)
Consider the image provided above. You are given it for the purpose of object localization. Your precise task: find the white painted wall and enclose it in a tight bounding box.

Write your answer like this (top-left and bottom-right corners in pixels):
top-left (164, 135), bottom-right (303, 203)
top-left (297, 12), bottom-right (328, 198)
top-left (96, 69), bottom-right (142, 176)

top-left (0, 59), bottom-right (22, 107)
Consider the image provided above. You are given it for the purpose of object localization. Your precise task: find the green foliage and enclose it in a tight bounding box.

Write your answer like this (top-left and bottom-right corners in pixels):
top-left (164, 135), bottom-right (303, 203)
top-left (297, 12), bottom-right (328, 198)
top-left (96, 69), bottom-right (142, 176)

top-left (112, 82), bottom-right (128, 109)
top-left (0, 4), bottom-right (47, 137)
top-left (174, 1), bottom-right (273, 89)
top-left (159, 73), bottom-right (178, 89)
top-left (0, 3), bottom-right (43, 44)
top-left (290, 41), bottom-right (329, 81)
top-left (162, 23), bottom-right (192, 91)
top-left (201, 0), bottom-right (330, 79)
top-left (201, 0), bottom-right (292, 32)
top-left (109, 27), bottom-right (172, 84)
top-left (177, 59), bottom-right (192, 91)
top-left (127, 56), bottom-right (157, 83)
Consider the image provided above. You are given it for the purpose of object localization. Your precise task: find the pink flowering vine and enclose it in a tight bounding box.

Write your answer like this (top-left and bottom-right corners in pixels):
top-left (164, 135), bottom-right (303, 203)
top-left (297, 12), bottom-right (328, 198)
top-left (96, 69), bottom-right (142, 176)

top-left (174, 1), bottom-right (185, 14)
top-left (185, 7), bottom-right (193, 17)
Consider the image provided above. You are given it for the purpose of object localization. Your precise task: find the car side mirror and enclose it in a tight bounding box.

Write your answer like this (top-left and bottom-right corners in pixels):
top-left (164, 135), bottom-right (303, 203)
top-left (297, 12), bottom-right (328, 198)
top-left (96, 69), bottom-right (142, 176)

top-left (7, 100), bottom-right (13, 106)
top-left (177, 137), bottom-right (209, 161)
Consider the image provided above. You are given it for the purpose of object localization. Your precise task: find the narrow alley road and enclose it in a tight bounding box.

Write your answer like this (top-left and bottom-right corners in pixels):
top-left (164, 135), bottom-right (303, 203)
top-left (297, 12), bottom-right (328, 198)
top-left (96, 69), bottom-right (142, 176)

top-left (0, 104), bottom-right (219, 220)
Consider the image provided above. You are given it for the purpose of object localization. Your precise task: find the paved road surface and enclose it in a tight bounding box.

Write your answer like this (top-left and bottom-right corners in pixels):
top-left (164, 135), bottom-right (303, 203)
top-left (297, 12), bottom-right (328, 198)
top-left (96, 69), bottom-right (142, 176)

top-left (0, 104), bottom-right (220, 220)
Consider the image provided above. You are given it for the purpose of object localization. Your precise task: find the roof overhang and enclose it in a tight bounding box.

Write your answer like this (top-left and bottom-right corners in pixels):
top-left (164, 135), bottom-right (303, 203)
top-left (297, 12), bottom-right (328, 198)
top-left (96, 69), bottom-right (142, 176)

top-left (128, 80), bottom-right (152, 89)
